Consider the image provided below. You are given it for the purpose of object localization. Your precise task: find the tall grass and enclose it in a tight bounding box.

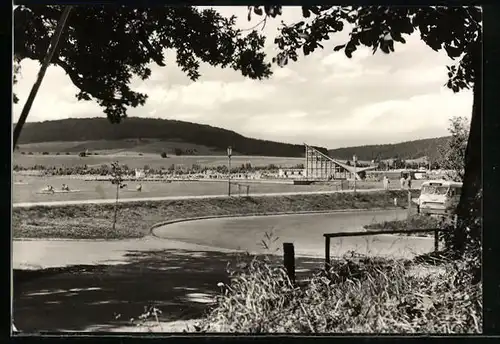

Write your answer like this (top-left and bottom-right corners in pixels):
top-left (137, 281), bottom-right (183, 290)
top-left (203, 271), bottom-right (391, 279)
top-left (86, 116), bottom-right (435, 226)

top-left (197, 253), bottom-right (482, 333)
top-left (364, 214), bottom-right (442, 237)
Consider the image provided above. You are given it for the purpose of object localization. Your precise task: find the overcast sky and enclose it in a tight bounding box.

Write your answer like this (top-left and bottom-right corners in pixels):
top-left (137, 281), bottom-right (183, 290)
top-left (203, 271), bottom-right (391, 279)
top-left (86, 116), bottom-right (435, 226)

top-left (12, 6), bottom-right (473, 149)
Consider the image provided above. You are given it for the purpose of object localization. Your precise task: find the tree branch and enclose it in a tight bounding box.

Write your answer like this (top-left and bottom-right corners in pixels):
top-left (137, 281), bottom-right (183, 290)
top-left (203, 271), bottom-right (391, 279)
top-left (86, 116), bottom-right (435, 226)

top-left (14, 6), bottom-right (73, 148)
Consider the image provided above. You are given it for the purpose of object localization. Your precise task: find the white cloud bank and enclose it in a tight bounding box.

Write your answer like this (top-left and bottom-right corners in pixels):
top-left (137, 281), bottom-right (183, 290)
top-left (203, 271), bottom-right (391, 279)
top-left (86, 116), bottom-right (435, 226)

top-left (12, 6), bottom-right (474, 149)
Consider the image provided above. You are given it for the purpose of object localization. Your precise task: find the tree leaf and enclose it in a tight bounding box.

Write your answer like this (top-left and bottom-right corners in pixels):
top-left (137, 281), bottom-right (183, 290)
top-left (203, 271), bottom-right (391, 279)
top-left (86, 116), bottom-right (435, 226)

top-left (310, 6), bottom-right (321, 15)
top-left (380, 43), bottom-right (390, 54)
top-left (303, 45), bottom-right (310, 56)
top-left (333, 44), bottom-right (345, 52)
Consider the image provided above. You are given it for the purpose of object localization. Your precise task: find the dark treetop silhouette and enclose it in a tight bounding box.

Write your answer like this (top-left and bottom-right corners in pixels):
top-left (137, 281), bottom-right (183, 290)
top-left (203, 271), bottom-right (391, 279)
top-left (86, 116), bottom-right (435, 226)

top-left (13, 5), bottom-right (272, 124)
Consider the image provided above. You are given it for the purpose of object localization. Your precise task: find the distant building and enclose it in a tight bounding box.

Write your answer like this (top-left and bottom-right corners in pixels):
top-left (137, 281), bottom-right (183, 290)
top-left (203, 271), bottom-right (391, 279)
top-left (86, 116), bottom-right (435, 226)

top-left (247, 171), bottom-right (262, 180)
top-left (135, 169), bottom-right (146, 179)
top-left (278, 168), bottom-right (306, 178)
top-left (304, 144), bottom-right (377, 181)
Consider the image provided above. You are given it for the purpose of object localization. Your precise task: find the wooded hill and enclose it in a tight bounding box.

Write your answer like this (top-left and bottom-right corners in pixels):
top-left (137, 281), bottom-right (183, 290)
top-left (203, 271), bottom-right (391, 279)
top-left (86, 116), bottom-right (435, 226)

top-left (16, 117), bottom-right (448, 160)
top-left (328, 136), bottom-right (450, 162)
top-left (16, 117), bottom-right (328, 157)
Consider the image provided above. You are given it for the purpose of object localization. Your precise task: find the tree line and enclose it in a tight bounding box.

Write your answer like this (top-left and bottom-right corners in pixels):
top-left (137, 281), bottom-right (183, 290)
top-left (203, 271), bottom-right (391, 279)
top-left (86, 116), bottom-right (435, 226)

top-left (330, 136), bottom-right (451, 162)
top-left (12, 162), bottom-right (310, 176)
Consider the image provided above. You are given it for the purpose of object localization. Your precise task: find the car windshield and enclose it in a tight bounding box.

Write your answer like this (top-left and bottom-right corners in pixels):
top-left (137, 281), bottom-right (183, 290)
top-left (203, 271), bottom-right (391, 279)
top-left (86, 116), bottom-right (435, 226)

top-left (422, 185), bottom-right (449, 195)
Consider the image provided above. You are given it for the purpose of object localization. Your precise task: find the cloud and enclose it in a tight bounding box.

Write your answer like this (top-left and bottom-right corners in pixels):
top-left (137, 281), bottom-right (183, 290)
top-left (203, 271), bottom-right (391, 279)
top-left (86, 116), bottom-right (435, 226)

top-left (230, 87), bottom-right (472, 148)
top-left (321, 47), bottom-right (371, 68)
top-left (336, 88), bottom-right (473, 139)
top-left (134, 79), bottom-right (275, 110)
top-left (13, 6), bottom-right (475, 150)
top-left (271, 67), bottom-right (307, 83)
top-left (392, 65), bottom-right (448, 86)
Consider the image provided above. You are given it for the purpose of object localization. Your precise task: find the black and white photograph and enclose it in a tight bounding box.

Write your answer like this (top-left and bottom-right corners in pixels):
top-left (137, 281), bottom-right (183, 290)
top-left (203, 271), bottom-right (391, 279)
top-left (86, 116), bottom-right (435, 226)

top-left (12, 5), bottom-right (482, 334)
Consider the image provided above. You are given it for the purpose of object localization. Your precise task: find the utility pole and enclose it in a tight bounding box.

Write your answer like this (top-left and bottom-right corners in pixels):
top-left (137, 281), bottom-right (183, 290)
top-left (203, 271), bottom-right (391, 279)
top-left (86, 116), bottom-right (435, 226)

top-left (227, 146), bottom-right (232, 196)
top-left (353, 154), bottom-right (357, 195)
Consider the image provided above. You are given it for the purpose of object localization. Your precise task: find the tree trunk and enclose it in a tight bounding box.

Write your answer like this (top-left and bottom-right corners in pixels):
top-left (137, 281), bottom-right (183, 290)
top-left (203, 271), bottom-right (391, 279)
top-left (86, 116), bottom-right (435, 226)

top-left (13, 6), bottom-right (72, 148)
top-left (113, 183), bottom-right (119, 231)
top-left (454, 40), bottom-right (482, 256)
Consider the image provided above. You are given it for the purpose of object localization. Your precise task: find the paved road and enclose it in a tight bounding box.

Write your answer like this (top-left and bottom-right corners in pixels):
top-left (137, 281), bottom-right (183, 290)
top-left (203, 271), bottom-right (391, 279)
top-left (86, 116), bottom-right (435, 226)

top-left (13, 188), bottom-right (385, 208)
top-left (153, 209), bottom-right (433, 259)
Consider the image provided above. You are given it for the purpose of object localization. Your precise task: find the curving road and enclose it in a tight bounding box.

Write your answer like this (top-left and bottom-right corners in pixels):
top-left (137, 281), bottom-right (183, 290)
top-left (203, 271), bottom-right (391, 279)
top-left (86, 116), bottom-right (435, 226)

top-left (153, 209), bottom-right (433, 259)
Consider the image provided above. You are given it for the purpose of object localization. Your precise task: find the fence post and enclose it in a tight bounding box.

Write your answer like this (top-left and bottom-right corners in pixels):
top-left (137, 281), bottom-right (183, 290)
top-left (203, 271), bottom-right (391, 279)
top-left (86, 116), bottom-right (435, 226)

top-left (237, 184), bottom-right (241, 197)
top-left (246, 185), bottom-right (250, 196)
top-left (407, 190), bottom-right (412, 215)
top-left (283, 243), bottom-right (295, 285)
top-left (325, 236), bottom-right (331, 272)
top-left (434, 229), bottom-right (439, 252)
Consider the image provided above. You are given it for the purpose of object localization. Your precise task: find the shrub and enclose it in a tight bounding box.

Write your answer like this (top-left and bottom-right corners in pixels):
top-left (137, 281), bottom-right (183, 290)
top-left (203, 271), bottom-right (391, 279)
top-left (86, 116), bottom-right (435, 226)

top-left (21, 152), bottom-right (25, 155)
top-left (56, 152), bottom-right (60, 155)
top-left (79, 151), bottom-right (86, 157)
top-left (197, 254), bottom-right (482, 333)
top-left (28, 152), bottom-right (33, 155)
top-left (174, 148), bottom-right (183, 156)
top-left (42, 152), bottom-right (49, 155)
top-left (65, 152), bottom-right (70, 155)
top-left (161, 152), bottom-right (168, 158)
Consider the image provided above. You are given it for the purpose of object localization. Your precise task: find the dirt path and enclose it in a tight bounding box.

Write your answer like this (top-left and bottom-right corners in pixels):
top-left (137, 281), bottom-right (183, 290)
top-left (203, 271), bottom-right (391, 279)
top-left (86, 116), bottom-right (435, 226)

top-left (13, 236), bottom-right (323, 333)
top-left (13, 236), bottom-right (238, 270)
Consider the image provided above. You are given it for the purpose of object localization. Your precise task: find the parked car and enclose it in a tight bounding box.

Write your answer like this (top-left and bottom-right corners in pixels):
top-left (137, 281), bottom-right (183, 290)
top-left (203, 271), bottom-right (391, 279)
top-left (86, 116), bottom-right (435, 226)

top-left (416, 180), bottom-right (462, 215)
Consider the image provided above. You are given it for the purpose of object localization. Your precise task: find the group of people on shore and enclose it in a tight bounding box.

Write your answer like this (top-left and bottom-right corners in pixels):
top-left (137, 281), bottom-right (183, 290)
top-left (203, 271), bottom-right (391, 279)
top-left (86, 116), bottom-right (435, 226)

top-left (381, 175), bottom-right (413, 190)
top-left (400, 175), bottom-right (413, 189)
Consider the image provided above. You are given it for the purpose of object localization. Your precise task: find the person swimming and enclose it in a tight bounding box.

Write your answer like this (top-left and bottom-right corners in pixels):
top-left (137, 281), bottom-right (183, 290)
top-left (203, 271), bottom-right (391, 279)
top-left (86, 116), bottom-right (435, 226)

top-left (43, 185), bottom-right (55, 193)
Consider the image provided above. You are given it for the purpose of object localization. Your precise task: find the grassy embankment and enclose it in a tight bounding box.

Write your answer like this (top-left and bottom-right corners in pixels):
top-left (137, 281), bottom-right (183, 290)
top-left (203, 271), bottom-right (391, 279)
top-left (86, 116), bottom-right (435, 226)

top-left (13, 190), bottom-right (418, 239)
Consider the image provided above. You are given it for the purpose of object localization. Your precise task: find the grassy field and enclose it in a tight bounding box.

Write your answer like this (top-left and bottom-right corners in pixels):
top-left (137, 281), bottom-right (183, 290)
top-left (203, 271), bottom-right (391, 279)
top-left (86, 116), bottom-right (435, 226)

top-left (13, 153), bottom-right (304, 169)
top-left (13, 190), bottom-right (419, 239)
top-left (16, 139), bottom-right (228, 155)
